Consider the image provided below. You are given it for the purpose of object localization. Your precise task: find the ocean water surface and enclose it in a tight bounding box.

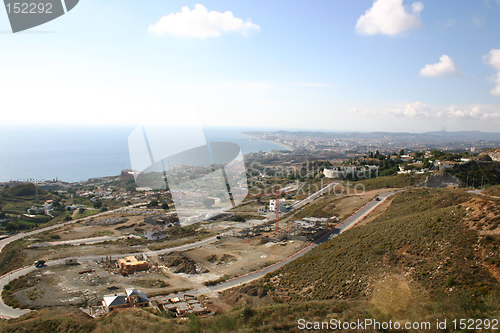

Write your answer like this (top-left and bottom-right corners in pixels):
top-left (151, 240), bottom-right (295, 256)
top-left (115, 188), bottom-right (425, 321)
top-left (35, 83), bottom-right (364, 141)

top-left (0, 126), bottom-right (285, 183)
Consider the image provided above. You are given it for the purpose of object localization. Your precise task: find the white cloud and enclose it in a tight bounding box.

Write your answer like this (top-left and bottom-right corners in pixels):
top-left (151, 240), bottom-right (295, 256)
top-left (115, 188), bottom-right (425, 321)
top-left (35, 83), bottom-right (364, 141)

top-left (355, 0), bottom-right (424, 36)
top-left (443, 105), bottom-right (482, 119)
top-left (352, 102), bottom-right (500, 120)
top-left (386, 101), bottom-right (430, 118)
top-left (420, 55), bottom-right (460, 77)
top-left (438, 105), bottom-right (500, 120)
top-left (484, 48), bottom-right (500, 96)
top-left (352, 101), bottom-right (430, 118)
top-left (148, 4), bottom-right (259, 38)
top-left (402, 101), bottom-right (430, 117)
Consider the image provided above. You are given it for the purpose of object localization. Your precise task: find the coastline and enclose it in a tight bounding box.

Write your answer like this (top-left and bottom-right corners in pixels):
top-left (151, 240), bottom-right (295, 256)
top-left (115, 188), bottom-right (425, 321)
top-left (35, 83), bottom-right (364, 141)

top-left (241, 132), bottom-right (296, 151)
top-left (0, 127), bottom-right (286, 183)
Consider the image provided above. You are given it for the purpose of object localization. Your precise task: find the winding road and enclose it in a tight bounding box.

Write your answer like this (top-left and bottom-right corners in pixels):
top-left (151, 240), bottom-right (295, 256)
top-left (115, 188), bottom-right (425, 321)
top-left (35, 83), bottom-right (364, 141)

top-left (0, 185), bottom-right (398, 319)
top-left (0, 233), bottom-right (223, 318)
top-left (153, 190), bottom-right (398, 302)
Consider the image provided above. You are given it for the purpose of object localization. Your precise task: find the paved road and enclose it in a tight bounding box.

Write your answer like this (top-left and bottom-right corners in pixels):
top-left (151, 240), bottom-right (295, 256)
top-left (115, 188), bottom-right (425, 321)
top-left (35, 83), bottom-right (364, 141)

top-left (0, 233), bottom-right (223, 318)
top-left (291, 180), bottom-right (341, 210)
top-left (153, 191), bottom-right (398, 301)
top-left (467, 189), bottom-right (500, 200)
top-left (0, 185), bottom-right (396, 318)
top-left (0, 203), bottom-right (147, 318)
top-left (0, 203), bottom-right (146, 253)
top-left (27, 235), bottom-right (128, 248)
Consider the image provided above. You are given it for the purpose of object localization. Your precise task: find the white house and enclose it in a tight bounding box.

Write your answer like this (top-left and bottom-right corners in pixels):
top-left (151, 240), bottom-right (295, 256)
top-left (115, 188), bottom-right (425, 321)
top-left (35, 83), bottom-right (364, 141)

top-left (437, 161), bottom-right (459, 171)
top-left (323, 168), bottom-right (337, 178)
top-left (269, 199), bottom-right (286, 212)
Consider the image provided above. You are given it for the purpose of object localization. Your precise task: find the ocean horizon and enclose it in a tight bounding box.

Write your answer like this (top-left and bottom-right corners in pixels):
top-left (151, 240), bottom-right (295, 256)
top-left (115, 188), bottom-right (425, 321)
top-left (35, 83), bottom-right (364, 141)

top-left (0, 125), bottom-right (287, 183)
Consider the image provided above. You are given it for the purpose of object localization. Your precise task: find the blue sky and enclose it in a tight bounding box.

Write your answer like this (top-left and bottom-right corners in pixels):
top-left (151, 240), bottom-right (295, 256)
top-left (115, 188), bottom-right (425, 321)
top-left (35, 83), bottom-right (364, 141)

top-left (1, 0), bottom-right (500, 132)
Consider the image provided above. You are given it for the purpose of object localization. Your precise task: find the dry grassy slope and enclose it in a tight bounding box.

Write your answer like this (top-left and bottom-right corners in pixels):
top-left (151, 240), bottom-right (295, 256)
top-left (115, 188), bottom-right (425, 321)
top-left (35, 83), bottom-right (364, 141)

top-left (2, 188), bottom-right (499, 332)
top-left (481, 147), bottom-right (500, 162)
top-left (0, 308), bottom-right (95, 333)
top-left (352, 174), bottom-right (424, 191)
top-left (231, 189), bottom-right (499, 311)
top-left (485, 185), bottom-right (500, 197)
top-left (464, 196), bottom-right (500, 234)
top-left (0, 307), bottom-right (183, 333)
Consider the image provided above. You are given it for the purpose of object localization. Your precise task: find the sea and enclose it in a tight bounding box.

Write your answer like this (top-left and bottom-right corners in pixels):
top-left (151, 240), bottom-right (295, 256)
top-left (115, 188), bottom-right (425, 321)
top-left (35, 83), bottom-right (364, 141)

top-left (0, 126), bottom-right (286, 183)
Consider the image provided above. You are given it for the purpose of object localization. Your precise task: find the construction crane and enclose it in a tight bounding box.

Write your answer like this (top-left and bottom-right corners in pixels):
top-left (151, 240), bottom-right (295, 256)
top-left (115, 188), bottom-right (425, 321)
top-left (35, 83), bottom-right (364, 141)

top-left (274, 188), bottom-right (280, 234)
top-left (248, 186), bottom-right (293, 234)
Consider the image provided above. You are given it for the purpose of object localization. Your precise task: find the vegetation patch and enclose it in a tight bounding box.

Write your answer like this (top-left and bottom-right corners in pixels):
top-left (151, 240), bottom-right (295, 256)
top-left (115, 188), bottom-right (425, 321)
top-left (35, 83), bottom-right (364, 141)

top-left (2, 274), bottom-right (39, 310)
top-left (229, 188), bottom-right (499, 321)
top-left (485, 184), bottom-right (500, 197)
top-left (448, 160), bottom-right (500, 186)
top-left (352, 174), bottom-right (424, 191)
top-left (0, 240), bottom-right (29, 276)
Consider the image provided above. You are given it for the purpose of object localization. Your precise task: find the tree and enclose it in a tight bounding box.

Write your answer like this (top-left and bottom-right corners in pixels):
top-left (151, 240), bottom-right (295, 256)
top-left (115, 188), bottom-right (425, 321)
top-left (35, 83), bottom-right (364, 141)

top-left (147, 199), bottom-right (158, 208)
top-left (52, 200), bottom-right (61, 210)
top-left (161, 202), bottom-right (169, 210)
top-left (232, 215), bottom-right (246, 222)
top-left (431, 149), bottom-right (443, 158)
top-left (5, 221), bottom-right (18, 232)
top-left (93, 201), bottom-right (102, 209)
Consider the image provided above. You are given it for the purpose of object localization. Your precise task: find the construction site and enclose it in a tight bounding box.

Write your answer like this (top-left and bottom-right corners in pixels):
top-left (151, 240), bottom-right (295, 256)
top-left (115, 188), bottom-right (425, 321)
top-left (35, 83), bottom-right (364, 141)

top-left (3, 185), bottom-right (395, 318)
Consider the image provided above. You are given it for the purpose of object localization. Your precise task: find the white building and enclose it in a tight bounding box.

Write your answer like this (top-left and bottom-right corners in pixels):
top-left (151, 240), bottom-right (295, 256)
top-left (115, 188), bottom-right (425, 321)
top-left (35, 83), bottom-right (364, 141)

top-left (436, 161), bottom-right (459, 171)
top-left (269, 199), bottom-right (286, 212)
top-left (323, 168), bottom-right (337, 178)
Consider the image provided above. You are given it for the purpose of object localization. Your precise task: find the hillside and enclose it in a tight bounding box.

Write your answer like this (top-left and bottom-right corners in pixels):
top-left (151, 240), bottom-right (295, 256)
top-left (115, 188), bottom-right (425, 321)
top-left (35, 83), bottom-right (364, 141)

top-left (480, 147), bottom-right (500, 162)
top-left (1, 188), bottom-right (499, 332)
top-left (224, 189), bottom-right (500, 322)
top-left (448, 160), bottom-right (500, 186)
top-left (0, 184), bottom-right (60, 216)
top-left (351, 174), bottom-right (424, 191)
top-left (485, 185), bottom-right (500, 197)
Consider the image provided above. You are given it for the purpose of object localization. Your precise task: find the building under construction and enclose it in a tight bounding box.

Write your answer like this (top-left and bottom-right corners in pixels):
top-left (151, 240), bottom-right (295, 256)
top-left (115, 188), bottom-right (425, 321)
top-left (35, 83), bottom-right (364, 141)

top-left (286, 217), bottom-right (333, 241)
top-left (158, 295), bottom-right (209, 317)
top-left (118, 256), bottom-right (150, 274)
